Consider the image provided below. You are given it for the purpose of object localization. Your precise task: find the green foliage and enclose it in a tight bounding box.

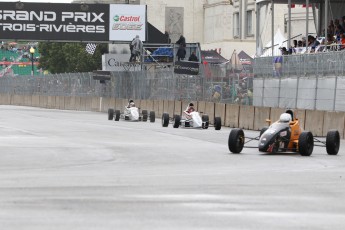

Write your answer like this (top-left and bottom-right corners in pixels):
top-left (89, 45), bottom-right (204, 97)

top-left (38, 42), bottom-right (108, 74)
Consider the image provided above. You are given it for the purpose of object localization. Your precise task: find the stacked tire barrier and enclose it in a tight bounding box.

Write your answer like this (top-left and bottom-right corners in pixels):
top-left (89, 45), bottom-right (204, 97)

top-left (0, 93), bottom-right (344, 138)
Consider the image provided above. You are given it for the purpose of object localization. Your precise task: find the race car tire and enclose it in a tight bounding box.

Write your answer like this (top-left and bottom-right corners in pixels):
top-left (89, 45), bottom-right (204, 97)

top-left (108, 108), bottom-right (114, 120)
top-left (228, 128), bottom-right (245, 154)
top-left (298, 131), bottom-right (314, 156)
top-left (173, 115), bottom-right (181, 128)
top-left (114, 110), bottom-right (121, 121)
top-left (202, 115), bottom-right (209, 122)
top-left (149, 111), bottom-right (155, 123)
top-left (142, 110), bottom-right (148, 122)
top-left (162, 113), bottom-right (169, 127)
top-left (260, 127), bottom-right (269, 137)
top-left (326, 129), bottom-right (340, 155)
top-left (214, 117), bottom-right (222, 130)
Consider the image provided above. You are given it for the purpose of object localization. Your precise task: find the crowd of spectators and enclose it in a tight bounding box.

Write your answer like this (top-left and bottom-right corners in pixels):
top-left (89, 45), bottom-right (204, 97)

top-left (278, 16), bottom-right (345, 56)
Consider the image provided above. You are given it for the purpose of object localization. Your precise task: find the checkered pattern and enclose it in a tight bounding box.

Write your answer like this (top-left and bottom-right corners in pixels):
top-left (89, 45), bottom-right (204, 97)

top-left (85, 43), bottom-right (97, 55)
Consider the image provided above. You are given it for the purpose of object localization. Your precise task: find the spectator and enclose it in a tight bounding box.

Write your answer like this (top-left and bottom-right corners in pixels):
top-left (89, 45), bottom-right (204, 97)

top-left (130, 35), bottom-right (143, 62)
top-left (176, 44), bottom-right (186, 61)
top-left (328, 20), bottom-right (335, 36)
top-left (342, 16), bottom-right (345, 33)
top-left (340, 33), bottom-right (345, 50)
top-left (279, 47), bottom-right (289, 55)
top-left (188, 51), bottom-right (198, 62)
top-left (297, 40), bottom-right (303, 47)
top-left (307, 35), bottom-right (320, 52)
top-left (176, 35), bottom-right (186, 47)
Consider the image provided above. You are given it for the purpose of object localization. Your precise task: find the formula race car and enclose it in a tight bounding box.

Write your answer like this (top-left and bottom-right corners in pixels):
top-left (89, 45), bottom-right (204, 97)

top-left (228, 109), bottom-right (340, 156)
top-left (108, 107), bottom-right (155, 122)
top-left (161, 112), bottom-right (222, 130)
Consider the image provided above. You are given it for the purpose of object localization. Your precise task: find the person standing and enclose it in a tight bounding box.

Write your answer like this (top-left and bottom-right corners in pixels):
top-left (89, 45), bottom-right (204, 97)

top-left (188, 51), bottom-right (198, 62)
top-left (176, 35), bottom-right (186, 47)
top-left (176, 44), bottom-right (186, 61)
top-left (130, 35), bottom-right (143, 62)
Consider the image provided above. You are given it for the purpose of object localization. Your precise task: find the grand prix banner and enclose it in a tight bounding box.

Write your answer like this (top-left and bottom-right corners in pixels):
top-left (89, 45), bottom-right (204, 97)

top-left (0, 2), bottom-right (146, 42)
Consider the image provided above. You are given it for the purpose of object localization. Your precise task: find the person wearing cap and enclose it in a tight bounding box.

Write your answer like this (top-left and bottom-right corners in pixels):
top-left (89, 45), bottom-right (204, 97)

top-left (279, 47), bottom-right (289, 55)
top-left (183, 103), bottom-right (195, 119)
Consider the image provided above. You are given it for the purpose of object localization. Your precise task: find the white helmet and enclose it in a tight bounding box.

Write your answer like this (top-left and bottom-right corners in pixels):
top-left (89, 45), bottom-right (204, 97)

top-left (279, 113), bottom-right (292, 122)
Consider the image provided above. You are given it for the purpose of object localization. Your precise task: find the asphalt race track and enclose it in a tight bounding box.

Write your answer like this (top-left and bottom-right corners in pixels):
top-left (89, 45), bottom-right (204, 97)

top-left (1, 105), bottom-right (345, 230)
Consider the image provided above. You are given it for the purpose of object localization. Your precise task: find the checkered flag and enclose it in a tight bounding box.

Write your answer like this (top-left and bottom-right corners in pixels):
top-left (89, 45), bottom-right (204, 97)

top-left (85, 43), bottom-right (97, 55)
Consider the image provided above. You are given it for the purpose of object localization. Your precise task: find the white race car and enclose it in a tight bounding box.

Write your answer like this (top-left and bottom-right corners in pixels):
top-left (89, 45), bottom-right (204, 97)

top-left (108, 107), bottom-right (155, 122)
top-left (162, 112), bottom-right (221, 130)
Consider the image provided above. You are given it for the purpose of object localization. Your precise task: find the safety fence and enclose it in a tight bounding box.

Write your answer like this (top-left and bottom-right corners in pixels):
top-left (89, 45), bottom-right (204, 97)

top-left (253, 50), bottom-right (345, 111)
top-left (0, 65), bottom-right (254, 105)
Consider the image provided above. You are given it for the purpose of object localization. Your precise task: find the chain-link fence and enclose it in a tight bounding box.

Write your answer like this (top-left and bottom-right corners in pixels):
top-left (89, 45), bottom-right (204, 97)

top-left (253, 50), bottom-right (345, 111)
top-left (0, 63), bottom-right (254, 105)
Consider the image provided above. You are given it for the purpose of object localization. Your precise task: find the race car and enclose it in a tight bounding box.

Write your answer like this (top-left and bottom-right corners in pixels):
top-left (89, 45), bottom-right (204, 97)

top-left (228, 109), bottom-right (340, 156)
top-left (107, 107), bottom-right (155, 122)
top-left (161, 112), bottom-right (222, 130)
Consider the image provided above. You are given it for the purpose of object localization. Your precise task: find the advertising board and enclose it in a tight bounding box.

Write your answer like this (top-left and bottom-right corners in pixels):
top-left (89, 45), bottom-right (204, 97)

top-left (0, 2), bottom-right (146, 42)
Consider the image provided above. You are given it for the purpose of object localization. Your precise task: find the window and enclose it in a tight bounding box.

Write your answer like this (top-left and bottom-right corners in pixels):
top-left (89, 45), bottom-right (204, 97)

top-left (246, 10), bottom-right (253, 36)
top-left (233, 12), bottom-right (240, 38)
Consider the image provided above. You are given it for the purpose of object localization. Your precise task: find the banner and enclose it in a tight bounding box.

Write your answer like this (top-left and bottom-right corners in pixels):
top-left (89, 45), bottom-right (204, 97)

top-left (0, 2), bottom-right (146, 42)
top-left (109, 4), bottom-right (146, 42)
top-left (174, 61), bottom-right (199, 75)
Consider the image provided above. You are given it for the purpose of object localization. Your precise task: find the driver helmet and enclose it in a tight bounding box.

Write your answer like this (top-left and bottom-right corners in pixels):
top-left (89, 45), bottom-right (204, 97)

top-left (279, 113), bottom-right (292, 122)
top-left (130, 102), bottom-right (135, 107)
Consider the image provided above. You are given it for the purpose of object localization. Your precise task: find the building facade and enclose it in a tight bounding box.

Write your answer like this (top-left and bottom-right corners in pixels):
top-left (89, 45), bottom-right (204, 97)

top-left (73, 0), bottom-right (317, 59)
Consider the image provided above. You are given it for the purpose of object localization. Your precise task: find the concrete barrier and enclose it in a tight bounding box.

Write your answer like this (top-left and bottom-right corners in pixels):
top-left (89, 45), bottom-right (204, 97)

top-left (174, 101), bottom-right (182, 116)
top-left (304, 110), bottom-right (325, 136)
top-left (254, 107), bottom-right (271, 130)
top-left (270, 108), bottom-right (285, 123)
top-left (323, 111), bottom-right (345, 138)
top-left (197, 101), bottom-right (206, 114)
top-left (225, 104), bottom-right (239, 127)
top-left (85, 97), bottom-right (92, 111)
top-left (295, 109), bottom-right (306, 130)
top-left (156, 100), bottom-right (164, 117)
top-left (146, 100), bottom-right (154, 112)
top-left (39, 95), bottom-right (48, 108)
top-left (0, 94), bottom-right (10, 104)
top-left (32, 95), bottom-right (40, 107)
top-left (102, 97), bottom-right (114, 112)
top-left (79, 97), bottom-right (87, 111)
top-left (24, 95), bottom-right (32, 107)
top-left (91, 97), bottom-right (99, 112)
top-left (215, 103), bottom-right (226, 126)
top-left (47, 96), bottom-right (56, 109)
top-left (239, 105), bottom-right (255, 130)
top-left (204, 102), bottom-right (215, 124)
top-left (4, 93), bottom-right (345, 140)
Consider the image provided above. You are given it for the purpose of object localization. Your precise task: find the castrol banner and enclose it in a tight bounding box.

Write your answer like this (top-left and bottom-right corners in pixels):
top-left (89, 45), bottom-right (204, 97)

top-left (109, 4), bottom-right (146, 42)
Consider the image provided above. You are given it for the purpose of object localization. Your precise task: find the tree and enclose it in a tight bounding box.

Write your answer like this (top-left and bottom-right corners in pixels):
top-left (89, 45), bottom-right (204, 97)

top-left (38, 42), bottom-right (108, 74)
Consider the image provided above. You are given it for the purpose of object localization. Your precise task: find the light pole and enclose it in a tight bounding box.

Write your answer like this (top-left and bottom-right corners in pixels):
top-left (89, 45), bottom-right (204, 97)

top-left (30, 47), bottom-right (35, 76)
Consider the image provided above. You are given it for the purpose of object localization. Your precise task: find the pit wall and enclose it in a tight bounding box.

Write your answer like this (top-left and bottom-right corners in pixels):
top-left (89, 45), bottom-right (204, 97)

top-left (1, 94), bottom-right (344, 139)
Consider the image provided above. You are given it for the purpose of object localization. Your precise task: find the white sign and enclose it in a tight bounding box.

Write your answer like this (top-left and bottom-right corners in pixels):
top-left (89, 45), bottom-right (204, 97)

top-left (102, 54), bottom-right (140, 71)
top-left (109, 4), bottom-right (146, 42)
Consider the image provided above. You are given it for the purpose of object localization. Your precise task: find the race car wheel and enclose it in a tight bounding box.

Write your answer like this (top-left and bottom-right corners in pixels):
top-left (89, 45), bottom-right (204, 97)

top-left (108, 108), bottom-right (114, 120)
top-left (202, 115), bottom-right (209, 122)
top-left (173, 115), bottom-right (181, 128)
top-left (298, 131), bottom-right (314, 156)
top-left (260, 127), bottom-right (268, 137)
top-left (149, 111), bottom-right (155, 123)
top-left (214, 117), bottom-right (221, 130)
top-left (326, 129), bottom-right (340, 155)
top-left (142, 110), bottom-right (148, 122)
top-left (162, 113), bottom-right (169, 127)
top-left (114, 110), bottom-right (120, 121)
top-left (228, 128), bottom-right (245, 154)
